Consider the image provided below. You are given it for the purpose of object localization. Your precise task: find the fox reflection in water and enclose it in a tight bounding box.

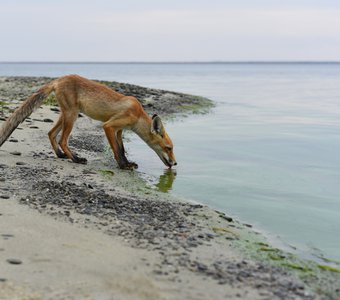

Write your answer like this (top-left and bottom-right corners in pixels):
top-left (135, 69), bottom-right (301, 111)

top-left (156, 169), bottom-right (177, 193)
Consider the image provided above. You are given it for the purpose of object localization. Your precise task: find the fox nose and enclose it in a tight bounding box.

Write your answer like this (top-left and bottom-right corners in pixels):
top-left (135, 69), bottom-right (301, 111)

top-left (173, 161), bottom-right (177, 166)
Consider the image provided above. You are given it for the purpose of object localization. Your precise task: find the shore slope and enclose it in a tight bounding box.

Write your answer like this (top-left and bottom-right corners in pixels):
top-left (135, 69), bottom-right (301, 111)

top-left (0, 77), bottom-right (339, 299)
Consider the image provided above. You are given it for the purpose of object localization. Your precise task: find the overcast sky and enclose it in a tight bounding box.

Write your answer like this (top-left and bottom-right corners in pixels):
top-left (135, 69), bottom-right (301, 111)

top-left (1, 0), bottom-right (340, 62)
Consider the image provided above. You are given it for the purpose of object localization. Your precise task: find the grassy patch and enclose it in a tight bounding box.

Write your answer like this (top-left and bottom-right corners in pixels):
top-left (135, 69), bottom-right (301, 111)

top-left (0, 101), bottom-right (9, 106)
top-left (43, 93), bottom-right (58, 106)
top-left (0, 101), bottom-right (10, 112)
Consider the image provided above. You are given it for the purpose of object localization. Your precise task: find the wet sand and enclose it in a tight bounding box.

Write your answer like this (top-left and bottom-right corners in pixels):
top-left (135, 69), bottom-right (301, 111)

top-left (0, 77), bottom-right (339, 299)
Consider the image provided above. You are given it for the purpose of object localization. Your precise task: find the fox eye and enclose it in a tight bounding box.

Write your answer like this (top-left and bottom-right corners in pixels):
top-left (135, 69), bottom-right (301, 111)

top-left (166, 146), bottom-right (173, 151)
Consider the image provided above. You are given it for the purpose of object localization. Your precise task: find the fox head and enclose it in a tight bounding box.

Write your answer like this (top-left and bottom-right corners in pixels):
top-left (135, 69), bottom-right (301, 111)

top-left (150, 114), bottom-right (177, 168)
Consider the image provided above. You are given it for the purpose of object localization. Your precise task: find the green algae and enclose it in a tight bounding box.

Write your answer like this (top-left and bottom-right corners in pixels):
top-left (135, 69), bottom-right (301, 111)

top-left (230, 223), bottom-right (340, 298)
top-left (281, 263), bottom-right (313, 272)
top-left (175, 95), bottom-right (214, 115)
top-left (99, 169), bottom-right (115, 177)
top-left (318, 265), bottom-right (340, 273)
top-left (256, 242), bottom-right (269, 247)
top-left (177, 104), bottom-right (206, 114)
top-left (268, 254), bottom-right (285, 261)
top-left (259, 247), bottom-right (280, 252)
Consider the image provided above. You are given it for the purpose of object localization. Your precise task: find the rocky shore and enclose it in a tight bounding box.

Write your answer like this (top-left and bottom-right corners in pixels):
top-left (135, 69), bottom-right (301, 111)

top-left (0, 77), bottom-right (339, 299)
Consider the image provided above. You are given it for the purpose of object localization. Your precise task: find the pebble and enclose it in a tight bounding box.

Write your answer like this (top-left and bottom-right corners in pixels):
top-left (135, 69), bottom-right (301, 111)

top-left (1, 234), bottom-right (14, 239)
top-left (0, 195), bottom-right (10, 199)
top-left (16, 162), bottom-right (26, 166)
top-left (219, 214), bottom-right (233, 222)
top-left (43, 118), bottom-right (53, 123)
top-left (6, 258), bottom-right (22, 265)
top-left (10, 151), bottom-right (21, 156)
top-left (9, 139), bottom-right (18, 143)
top-left (0, 278), bottom-right (7, 282)
top-left (196, 262), bottom-right (208, 272)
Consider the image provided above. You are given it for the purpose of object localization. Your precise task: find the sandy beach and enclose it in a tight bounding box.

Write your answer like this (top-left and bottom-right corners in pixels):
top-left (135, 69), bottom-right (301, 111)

top-left (1, 77), bottom-right (339, 300)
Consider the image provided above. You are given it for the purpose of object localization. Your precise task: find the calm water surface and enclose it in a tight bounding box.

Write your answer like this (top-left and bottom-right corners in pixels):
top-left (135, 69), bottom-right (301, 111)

top-left (1, 63), bottom-right (340, 263)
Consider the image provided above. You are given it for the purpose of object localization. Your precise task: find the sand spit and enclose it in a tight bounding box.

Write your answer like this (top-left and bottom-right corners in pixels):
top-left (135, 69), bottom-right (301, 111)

top-left (0, 77), bottom-right (339, 299)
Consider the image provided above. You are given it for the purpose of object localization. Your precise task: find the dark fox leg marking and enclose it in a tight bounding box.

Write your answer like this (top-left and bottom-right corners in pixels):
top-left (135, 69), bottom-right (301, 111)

top-left (117, 130), bottom-right (138, 169)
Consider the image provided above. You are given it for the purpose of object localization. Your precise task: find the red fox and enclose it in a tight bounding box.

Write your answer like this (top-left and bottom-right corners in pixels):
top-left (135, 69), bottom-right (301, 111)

top-left (0, 75), bottom-right (177, 169)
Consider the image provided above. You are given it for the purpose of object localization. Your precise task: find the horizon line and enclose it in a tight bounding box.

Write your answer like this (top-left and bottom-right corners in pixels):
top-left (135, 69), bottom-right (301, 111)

top-left (1, 60), bottom-right (340, 64)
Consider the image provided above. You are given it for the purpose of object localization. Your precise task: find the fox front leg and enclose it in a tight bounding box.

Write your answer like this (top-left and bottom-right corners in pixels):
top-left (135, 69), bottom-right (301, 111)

top-left (103, 125), bottom-right (135, 169)
top-left (116, 130), bottom-right (138, 169)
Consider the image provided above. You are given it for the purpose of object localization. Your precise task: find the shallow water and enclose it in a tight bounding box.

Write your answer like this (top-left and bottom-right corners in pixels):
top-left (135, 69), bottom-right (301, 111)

top-left (1, 62), bottom-right (340, 263)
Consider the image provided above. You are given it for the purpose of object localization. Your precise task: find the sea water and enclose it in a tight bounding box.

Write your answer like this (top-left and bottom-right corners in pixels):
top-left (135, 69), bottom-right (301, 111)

top-left (1, 62), bottom-right (340, 263)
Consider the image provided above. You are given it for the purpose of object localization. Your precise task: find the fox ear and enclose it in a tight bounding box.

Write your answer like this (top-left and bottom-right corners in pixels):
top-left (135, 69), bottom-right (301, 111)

top-left (151, 114), bottom-right (165, 137)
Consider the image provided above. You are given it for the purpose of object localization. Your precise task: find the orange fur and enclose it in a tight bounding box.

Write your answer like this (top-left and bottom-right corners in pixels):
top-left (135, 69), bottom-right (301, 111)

top-left (0, 75), bottom-right (177, 169)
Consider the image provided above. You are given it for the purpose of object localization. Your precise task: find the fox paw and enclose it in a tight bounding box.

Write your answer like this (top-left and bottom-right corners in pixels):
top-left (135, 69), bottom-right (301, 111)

top-left (56, 149), bottom-right (67, 159)
top-left (72, 155), bottom-right (88, 164)
top-left (120, 161), bottom-right (138, 170)
top-left (127, 161), bottom-right (138, 169)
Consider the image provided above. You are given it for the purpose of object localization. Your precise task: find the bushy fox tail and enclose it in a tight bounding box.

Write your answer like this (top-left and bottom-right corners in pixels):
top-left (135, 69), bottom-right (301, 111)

top-left (0, 83), bottom-right (54, 147)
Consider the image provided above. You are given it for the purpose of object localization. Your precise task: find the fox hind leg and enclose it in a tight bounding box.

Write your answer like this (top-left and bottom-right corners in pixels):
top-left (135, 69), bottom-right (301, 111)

top-left (48, 114), bottom-right (67, 158)
top-left (59, 111), bottom-right (87, 164)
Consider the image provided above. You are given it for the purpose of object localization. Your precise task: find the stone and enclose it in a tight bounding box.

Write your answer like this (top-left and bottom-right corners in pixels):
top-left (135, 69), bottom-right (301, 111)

top-left (10, 151), bottom-right (21, 156)
top-left (6, 258), bottom-right (22, 265)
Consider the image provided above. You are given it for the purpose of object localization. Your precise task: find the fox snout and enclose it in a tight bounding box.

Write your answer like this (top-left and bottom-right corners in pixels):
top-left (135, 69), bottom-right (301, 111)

top-left (161, 152), bottom-right (177, 168)
top-left (167, 158), bottom-right (177, 168)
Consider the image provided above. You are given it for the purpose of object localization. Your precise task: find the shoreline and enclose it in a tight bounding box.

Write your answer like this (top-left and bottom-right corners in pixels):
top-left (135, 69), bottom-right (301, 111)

top-left (0, 76), bottom-right (339, 299)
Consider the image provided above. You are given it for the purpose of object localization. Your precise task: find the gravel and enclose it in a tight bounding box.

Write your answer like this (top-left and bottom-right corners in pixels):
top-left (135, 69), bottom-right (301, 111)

top-left (0, 76), bottom-right (213, 116)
